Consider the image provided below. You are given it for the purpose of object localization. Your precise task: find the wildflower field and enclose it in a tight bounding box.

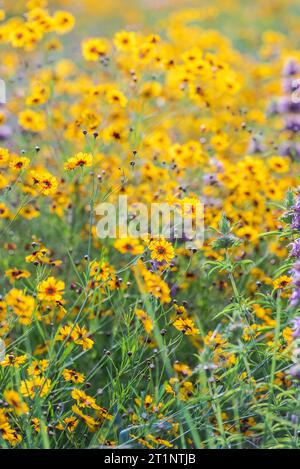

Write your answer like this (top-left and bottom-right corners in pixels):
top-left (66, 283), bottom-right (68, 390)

top-left (1, 0), bottom-right (300, 451)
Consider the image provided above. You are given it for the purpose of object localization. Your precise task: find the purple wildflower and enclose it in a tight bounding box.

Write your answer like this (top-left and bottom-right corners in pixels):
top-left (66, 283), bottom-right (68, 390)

top-left (290, 261), bottom-right (300, 306)
top-left (203, 174), bottom-right (218, 186)
top-left (0, 125), bottom-right (12, 140)
top-left (277, 97), bottom-right (300, 114)
top-left (279, 142), bottom-right (300, 158)
top-left (169, 283), bottom-right (179, 298)
top-left (282, 58), bottom-right (300, 77)
top-left (290, 290), bottom-right (300, 307)
top-left (290, 238), bottom-right (300, 257)
top-left (285, 116), bottom-right (300, 133)
top-left (247, 138), bottom-right (265, 154)
top-left (289, 365), bottom-right (300, 380)
top-left (291, 196), bottom-right (300, 230)
top-left (282, 77), bottom-right (300, 94)
top-left (291, 317), bottom-right (300, 338)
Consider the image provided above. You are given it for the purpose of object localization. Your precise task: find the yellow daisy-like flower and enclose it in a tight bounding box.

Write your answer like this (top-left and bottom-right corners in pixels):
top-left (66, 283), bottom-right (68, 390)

top-left (114, 237), bottom-right (144, 255)
top-left (5, 289), bottom-right (35, 325)
top-left (30, 170), bottom-right (58, 195)
top-left (27, 359), bottom-right (49, 376)
top-left (106, 89), bottom-right (128, 107)
top-left (1, 354), bottom-right (27, 368)
top-left (20, 376), bottom-right (51, 399)
top-left (0, 202), bottom-right (10, 218)
top-left (62, 368), bottom-right (85, 384)
top-left (268, 156), bottom-right (290, 173)
top-left (9, 156), bottom-right (30, 171)
top-left (135, 308), bottom-right (154, 334)
top-left (73, 324), bottom-right (94, 350)
top-left (173, 317), bottom-right (199, 336)
top-left (53, 11), bottom-right (75, 35)
top-left (10, 27), bottom-right (30, 48)
top-left (4, 390), bottom-right (29, 416)
top-left (82, 37), bottom-right (109, 61)
top-left (18, 109), bottom-right (46, 132)
top-left (64, 152), bottom-right (93, 170)
top-left (113, 30), bottom-right (136, 51)
top-left (273, 275), bottom-right (292, 290)
top-left (71, 389), bottom-right (98, 409)
top-left (149, 238), bottom-right (175, 263)
top-left (0, 147), bottom-right (9, 165)
top-left (31, 418), bottom-right (40, 433)
top-left (56, 417), bottom-right (79, 433)
top-left (37, 276), bottom-right (65, 302)
top-left (5, 268), bottom-right (31, 283)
